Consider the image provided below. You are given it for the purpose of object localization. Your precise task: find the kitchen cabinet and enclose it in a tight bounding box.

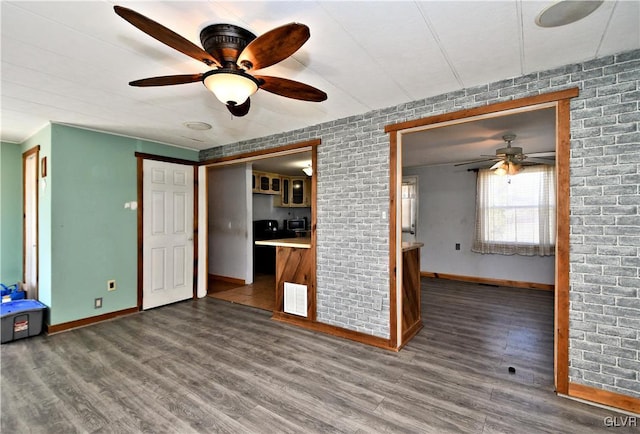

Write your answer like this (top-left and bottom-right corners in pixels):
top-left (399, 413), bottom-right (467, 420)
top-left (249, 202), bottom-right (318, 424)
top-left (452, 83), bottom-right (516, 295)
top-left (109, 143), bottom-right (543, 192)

top-left (275, 176), bottom-right (310, 208)
top-left (252, 172), bottom-right (281, 195)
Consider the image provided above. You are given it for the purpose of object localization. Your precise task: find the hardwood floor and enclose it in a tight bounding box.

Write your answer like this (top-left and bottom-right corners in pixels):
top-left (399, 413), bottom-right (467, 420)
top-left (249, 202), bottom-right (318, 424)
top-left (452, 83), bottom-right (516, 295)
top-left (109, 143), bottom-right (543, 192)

top-left (208, 274), bottom-right (275, 311)
top-left (1, 278), bottom-right (634, 433)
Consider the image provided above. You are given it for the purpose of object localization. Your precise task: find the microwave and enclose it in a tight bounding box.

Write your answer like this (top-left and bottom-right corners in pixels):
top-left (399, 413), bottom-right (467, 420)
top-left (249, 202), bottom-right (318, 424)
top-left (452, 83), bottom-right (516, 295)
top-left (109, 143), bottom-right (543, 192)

top-left (286, 218), bottom-right (307, 232)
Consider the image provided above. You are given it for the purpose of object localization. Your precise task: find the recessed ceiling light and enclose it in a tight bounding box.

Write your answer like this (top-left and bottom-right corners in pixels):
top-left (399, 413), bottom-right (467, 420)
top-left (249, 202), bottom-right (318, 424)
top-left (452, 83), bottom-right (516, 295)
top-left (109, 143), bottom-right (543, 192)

top-left (535, 0), bottom-right (603, 28)
top-left (183, 121), bottom-right (212, 130)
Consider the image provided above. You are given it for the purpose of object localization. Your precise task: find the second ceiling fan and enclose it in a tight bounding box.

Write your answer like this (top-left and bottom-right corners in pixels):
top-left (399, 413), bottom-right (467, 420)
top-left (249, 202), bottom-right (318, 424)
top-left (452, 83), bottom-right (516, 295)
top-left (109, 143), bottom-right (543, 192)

top-left (114, 6), bottom-right (327, 117)
top-left (456, 134), bottom-right (555, 175)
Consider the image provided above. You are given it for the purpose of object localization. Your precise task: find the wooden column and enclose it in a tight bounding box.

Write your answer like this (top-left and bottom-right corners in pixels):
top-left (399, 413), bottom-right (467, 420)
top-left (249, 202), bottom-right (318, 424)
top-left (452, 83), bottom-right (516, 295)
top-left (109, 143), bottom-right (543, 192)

top-left (400, 245), bottom-right (423, 346)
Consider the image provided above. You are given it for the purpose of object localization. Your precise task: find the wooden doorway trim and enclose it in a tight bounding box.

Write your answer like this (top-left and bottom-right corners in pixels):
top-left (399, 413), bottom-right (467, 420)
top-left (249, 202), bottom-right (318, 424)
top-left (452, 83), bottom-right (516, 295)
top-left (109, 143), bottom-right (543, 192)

top-left (386, 88), bottom-right (578, 394)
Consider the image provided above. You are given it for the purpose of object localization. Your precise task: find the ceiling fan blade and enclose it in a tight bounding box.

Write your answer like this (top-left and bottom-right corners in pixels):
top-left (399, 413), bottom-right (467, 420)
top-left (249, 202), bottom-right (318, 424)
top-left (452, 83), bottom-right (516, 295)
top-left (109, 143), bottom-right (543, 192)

top-left (254, 75), bottom-right (327, 102)
top-left (238, 23), bottom-right (310, 71)
top-left (226, 98), bottom-right (251, 117)
top-left (129, 74), bottom-right (204, 87)
top-left (526, 157), bottom-right (555, 164)
top-left (114, 6), bottom-right (220, 67)
top-left (453, 158), bottom-right (496, 167)
top-left (527, 151), bottom-right (556, 157)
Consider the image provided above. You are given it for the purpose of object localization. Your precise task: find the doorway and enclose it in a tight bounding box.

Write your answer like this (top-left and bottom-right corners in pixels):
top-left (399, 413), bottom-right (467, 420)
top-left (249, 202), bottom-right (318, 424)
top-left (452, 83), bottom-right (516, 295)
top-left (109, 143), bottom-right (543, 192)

top-left (22, 146), bottom-right (39, 299)
top-left (387, 89), bottom-right (577, 393)
top-left (201, 141), bottom-right (318, 313)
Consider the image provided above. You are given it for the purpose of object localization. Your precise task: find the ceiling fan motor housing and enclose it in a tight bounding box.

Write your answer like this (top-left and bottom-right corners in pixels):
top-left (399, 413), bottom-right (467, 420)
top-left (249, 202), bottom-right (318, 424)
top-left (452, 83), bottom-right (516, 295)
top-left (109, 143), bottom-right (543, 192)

top-left (496, 133), bottom-right (525, 161)
top-left (496, 145), bottom-right (524, 156)
top-left (200, 24), bottom-right (256, 68)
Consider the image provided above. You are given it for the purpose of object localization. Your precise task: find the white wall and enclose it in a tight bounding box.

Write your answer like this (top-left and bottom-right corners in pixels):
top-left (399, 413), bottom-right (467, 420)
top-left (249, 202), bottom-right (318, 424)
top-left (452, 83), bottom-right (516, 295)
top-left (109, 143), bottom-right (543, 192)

top-left (403, 164), bottom-right (555, 285)
top-left (208, 164), bottom-right (253, 283)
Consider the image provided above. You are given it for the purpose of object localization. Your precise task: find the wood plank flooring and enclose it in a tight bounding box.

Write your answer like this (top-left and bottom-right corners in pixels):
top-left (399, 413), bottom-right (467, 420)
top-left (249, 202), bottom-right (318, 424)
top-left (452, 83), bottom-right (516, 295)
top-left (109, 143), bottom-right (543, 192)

top-left (1, 278), bottom-right (634, 433)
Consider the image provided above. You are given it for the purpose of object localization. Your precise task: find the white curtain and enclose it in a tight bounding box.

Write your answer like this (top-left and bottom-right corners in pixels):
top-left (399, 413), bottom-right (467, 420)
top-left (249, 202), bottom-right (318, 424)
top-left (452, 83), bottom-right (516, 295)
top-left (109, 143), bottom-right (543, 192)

top-left (472, 165), bottom-right (556, 256)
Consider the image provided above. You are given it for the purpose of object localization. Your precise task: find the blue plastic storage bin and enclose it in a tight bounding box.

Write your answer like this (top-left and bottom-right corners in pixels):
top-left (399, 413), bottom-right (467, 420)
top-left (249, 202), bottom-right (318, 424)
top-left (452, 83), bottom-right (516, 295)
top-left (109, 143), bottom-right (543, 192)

top-left (1, 283), bottom-right (26, 302)
top-left (1, 299), bottom-right (46, 343)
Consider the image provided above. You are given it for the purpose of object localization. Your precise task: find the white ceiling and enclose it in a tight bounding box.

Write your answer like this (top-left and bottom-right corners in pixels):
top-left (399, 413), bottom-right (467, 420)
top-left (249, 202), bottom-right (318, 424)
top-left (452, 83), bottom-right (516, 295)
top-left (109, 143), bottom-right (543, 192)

top-left (2, 1), bottom-right (639, 159)
top-left (251, 150), bottom-right (312, 176)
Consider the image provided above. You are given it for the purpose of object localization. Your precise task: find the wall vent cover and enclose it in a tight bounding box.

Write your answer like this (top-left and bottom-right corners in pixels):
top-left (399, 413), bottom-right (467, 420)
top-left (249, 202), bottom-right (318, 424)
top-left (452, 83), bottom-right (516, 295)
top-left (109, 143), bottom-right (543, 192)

top-left (284, 282), bottom-right (307, 317)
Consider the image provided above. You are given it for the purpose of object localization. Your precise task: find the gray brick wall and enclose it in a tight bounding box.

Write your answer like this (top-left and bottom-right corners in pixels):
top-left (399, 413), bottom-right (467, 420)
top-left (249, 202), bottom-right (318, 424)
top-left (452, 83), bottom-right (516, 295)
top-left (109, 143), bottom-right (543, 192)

top-left (201, 49), bottom-right (639, 398)
top-left (567, 50), bottom-right (640, 399)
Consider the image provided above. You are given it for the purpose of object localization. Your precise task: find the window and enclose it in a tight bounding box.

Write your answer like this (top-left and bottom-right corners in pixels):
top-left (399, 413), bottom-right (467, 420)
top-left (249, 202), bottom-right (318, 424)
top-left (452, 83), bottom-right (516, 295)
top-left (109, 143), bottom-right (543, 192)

top-left (472, 165), bottom-right (556, 256)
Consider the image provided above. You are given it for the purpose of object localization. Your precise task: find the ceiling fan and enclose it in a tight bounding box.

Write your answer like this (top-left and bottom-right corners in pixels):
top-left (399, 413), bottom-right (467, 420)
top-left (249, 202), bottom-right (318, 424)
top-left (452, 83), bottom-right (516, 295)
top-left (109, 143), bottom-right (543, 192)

top-left (113, 6), bottom-right (327, 117)
top-left (455, 134), bottom-right (555, 175)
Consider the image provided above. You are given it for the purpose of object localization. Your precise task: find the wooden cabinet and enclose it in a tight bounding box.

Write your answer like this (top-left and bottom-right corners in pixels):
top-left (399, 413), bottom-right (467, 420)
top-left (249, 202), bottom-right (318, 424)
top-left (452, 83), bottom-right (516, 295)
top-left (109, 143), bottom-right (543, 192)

top-left (290, 178), bottom-right (308, 206)
top-left (273, 244), bottom-right (315, 320)
top-left (252, 172), bottom-right (281, 195)
top-left (253, 170), bottom-right (310, 207)
top-left (275, 178), bottom-right (290, 206)
top-left (275, 176), bottom-right (310, 207)
top-left (400, 242), bottom-right (424, 346)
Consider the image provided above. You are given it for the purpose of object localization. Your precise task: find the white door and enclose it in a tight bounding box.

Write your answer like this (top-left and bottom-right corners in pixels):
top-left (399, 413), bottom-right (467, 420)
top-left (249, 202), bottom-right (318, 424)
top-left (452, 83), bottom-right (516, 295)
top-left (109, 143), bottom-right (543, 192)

top-left (23, 150), bottom-right (38, 299)
top-left (143, 160), bottom-right (194, 309)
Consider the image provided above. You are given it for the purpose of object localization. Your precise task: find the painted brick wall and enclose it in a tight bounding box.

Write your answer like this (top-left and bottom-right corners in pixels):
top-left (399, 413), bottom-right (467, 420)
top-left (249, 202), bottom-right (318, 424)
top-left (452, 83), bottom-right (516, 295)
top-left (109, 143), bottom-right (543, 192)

top-left (565, 50), bottom-right (640, 399)
top-left (201, 48), bottom-right (639, 398)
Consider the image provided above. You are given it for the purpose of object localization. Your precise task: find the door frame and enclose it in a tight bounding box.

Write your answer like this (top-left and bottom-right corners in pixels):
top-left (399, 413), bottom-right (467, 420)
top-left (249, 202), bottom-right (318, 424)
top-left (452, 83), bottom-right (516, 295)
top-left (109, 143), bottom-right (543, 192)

top-left (135, 152), bottom-right (198, 309)
top-left (198, 139), bottom-right (319, 315)
top-left (386, 87), bottom-right (578, 394)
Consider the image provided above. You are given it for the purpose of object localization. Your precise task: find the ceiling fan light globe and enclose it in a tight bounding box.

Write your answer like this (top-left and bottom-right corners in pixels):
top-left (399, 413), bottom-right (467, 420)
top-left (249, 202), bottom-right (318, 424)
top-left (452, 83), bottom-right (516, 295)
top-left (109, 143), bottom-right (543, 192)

top-left (508, 162), bottom-right (523, 175)
top-left (203, 70), bottom-right (259, 105)
top-left (494, 166), bottom-right (508, 176)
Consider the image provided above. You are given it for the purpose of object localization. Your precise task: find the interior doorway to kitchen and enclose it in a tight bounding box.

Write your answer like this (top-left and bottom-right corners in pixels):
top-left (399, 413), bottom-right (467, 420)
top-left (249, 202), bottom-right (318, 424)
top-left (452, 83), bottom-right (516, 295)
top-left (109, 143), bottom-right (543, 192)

top-left (203, 141), bottom-right (317, 313)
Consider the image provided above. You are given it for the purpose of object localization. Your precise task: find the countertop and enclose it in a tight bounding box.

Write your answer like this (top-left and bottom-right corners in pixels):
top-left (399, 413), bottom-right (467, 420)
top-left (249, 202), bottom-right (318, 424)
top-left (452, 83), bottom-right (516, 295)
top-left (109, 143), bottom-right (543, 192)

top-left (402, 241), bottom-right (424, 252)
top-left (255, 237), bottom-right (311, 249)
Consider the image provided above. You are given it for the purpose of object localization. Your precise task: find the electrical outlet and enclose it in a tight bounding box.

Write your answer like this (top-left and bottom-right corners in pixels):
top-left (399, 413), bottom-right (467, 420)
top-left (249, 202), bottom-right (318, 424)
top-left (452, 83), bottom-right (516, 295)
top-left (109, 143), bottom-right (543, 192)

top-left (94, 298), bottom-right (102, 309)
top-left (455, 243), bottom-right (461, 250)
top-left (107, 280), bottom-right (116, 291)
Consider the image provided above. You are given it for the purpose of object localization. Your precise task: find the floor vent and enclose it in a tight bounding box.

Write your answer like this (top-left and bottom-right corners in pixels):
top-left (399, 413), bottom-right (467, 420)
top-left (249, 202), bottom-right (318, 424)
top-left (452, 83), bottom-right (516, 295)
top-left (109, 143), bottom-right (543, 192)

top-left (284, 282), bottom-right (307, 317)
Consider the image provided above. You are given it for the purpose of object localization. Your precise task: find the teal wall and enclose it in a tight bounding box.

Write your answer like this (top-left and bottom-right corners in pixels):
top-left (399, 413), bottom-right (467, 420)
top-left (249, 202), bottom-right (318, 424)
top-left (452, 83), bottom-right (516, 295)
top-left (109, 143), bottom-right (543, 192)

top-left (0, 142), bottom-right (23, 285)
top-left (47, 124), bottom-right (198, 325)
top-left (6, 124), bottom-right (198, 325)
